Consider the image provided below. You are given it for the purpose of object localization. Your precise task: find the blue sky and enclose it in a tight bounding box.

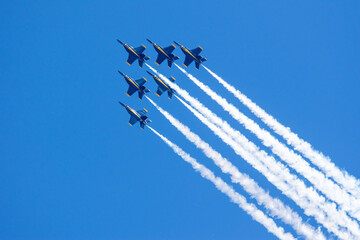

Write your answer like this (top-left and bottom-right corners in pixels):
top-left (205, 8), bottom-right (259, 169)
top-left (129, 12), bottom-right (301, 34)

top-left (1, 1), bottom-right (360, 239)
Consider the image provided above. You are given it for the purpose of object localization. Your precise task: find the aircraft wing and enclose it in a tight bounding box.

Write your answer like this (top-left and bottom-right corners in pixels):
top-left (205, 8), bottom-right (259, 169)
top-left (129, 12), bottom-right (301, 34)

top-left (183, 55), bottom-right (194, 67)
top-left (127, 53), bottom-right (138, 65)
top-left (137, 109), bottom-right (148, 116)
top-left (134, 45), bottom-right (146, 54)
top-left (164, 45), bottom-right (176, 53)
top-left (156, 86), bottom-right (166, 96)
top-left (135, 77), bottom-right (147, 86)
top-left (191, 46), bottom-right (203, 55)
top-left (126, 85), bottom-right (138, 96)
top-left (155, 54), bottom-right (166, 65)
top-left (128, 115), bottom-right (138, 126)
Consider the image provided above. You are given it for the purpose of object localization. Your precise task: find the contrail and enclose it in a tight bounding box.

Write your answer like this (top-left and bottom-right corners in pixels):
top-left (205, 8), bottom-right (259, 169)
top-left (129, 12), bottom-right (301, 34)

top-left (147, 125), bottom-right (297, 240)
top-left (146, 63), bottom-right (360, 239)
top-left (145, 96), bottom-right (325, 240)
top-left (174, 64), bottom-right (360, 220)
top-left (203, 66), bottom-right (360, 200)
top-left (175, 95), bottom-right (358, 240)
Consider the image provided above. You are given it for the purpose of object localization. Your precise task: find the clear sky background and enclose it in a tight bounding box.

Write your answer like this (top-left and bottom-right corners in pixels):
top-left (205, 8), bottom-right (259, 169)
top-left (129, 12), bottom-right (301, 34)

top-left (1, 1), bottom-right (360, 239)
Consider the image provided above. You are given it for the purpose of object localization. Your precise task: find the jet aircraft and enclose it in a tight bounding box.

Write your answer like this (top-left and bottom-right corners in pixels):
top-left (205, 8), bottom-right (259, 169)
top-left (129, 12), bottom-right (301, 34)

top-left (119, 102), bottom-right (151, 129)
top-left (147, 71), bottom-right (176, 99)
top-left (174, 41), bottom-right (207, 69)
top-left (147, 39), bottom-right (179, 68)
top-left (118, 71), bottom-right (150, 100)
top-left (117, 40), bottom-right (150, 68)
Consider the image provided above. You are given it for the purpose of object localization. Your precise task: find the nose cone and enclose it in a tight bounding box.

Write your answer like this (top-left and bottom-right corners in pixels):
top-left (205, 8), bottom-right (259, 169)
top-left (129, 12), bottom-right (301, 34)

top-left (173, 41), bottom-right (181, 47)
top-left (118, 71), bottom-right (125, 77)
top-left (117, 39), bottom-right (125, 45)
top-left (118, 101), bottom-right (126, 107)
top-left (146, 39), bottom-right (154, 44)
top-left (146, 71), bottom-right (154, 77)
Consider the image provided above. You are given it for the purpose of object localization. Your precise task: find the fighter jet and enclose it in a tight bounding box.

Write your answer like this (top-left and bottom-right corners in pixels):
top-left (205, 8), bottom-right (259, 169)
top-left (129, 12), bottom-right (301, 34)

top-left (174, 41), bottom-right (207, 69)
top-left (118, 71), bottom-right (150, 100)
top-left (119, 102), bottom-right (152, 129)
top-left (147, 39), bottom-right (180, 68)
top-left (147, 71), bottom-right (176, 99)
top-left (117, 40), bottom-right (150, 68)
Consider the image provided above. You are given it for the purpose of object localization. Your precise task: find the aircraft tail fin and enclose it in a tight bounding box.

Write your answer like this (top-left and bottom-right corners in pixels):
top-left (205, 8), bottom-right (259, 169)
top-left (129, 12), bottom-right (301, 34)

top-left (168, 91), bottom-right (174, 99)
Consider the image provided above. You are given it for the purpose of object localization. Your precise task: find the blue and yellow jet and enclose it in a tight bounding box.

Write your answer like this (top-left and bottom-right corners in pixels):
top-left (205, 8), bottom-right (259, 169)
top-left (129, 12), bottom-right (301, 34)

top-left (146, 71), bottom-right (176, 99)
top-left (174, 41), bottom-right (207, 69)
top-left (118, 71), bottom-right (150, 100)
top-left (119, 102), bottom-right (151, 129)
top-left (147, 39), bottom-right (180, 68)
top-left (117, 40), bottom-right (150, 68)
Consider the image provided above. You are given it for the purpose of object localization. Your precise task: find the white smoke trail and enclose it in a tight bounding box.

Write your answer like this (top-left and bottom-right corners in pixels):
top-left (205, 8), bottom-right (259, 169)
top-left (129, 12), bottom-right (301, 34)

top-left (203, 66), bottom-right (360, 200)
top-left (175, 95), bottom-right (358, 240)
top-left (146, 96), bottom-right (325, 240)
top-left (175, 65), bottom-right (360, 220)
top-left (147, 125), bottom-right (297, 240)
top-left (145, 63), bottom-right (360, 239)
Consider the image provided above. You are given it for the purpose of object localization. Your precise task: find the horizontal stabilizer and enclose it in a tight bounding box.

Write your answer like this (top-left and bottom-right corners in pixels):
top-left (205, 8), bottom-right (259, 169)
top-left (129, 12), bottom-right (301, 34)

top-left (167, 59), bottom-right (173, 68)
top-left (168, 91), bottom-right (174, 99)
top-left (138, 91), bottom-right (145, 100)
top-left (195, 62), bottom-right (200, 70)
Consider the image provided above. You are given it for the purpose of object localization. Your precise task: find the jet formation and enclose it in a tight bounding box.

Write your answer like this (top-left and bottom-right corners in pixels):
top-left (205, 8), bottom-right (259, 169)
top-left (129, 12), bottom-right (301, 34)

top-left (117, 39), bottom-right (207, 129)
